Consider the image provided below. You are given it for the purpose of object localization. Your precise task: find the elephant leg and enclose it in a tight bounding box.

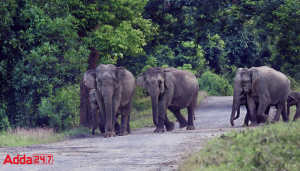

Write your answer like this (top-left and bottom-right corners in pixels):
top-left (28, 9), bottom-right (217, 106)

top-left (247, 96), bottom-right (258, 127)
top-left (168, 106), bottom-right (187, 128)
top-left (293, 103), bottom-right (300, 121)
top-left (256, 98), bottom-right (270, 124)
top-left (127, 115), bottom-right (131, 134)
top-left (272, 99), bottom-right (288, 123)
top-left (164, 112), bottom-right (175, 131)
top-left (114, 115), bottom-right (120, 135)
top-left (280, 105), bottom-right (289, 122)
top-left (243, 105), bottom-right (250, 127)
top-left (89, 89), bottom-right (102, 134)
top-left (154, 96), bottom-right (167, 133)
top-left (119, 93), bottom-right (133, 136)
top-left (186, 91), bottom-right (198, 130)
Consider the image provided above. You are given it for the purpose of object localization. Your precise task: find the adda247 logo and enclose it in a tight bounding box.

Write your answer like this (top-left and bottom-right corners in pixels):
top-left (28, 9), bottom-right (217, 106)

top-left (3, 154), bottom-right (53, 165)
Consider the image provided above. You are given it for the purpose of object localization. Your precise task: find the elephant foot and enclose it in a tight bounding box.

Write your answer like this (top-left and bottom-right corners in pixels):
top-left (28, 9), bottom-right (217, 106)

top-left (104, 131), bottom-right (116, 138)
top-left (92, 128), bottom-right (96, 135)
top-left (99, 127), bottom-right (105, 134)
top-left (154, 127), bottom-right (165, 133)
top-left (271, 120), bottom-right (278, 124)
top-left (186, 125), bottom-right (195, 130)
top-left (179, 121), bottom-right (188, 129)
top-left (242, 123), bottom-right (248, 127)
top-left (119, 131), bottom-right (128, 136)
top-left (165, 122), bottom-right (175, 132)
top-left (249, 123), bottom-right (258, 127)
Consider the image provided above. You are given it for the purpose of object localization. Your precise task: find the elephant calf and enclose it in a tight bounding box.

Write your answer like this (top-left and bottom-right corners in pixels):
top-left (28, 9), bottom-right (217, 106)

top-left (84, 64), bottom-right (135, 138)
top-left (137, 67), bottom-right (199, 133)
top-left (287, 91), bottom-right (300, 121)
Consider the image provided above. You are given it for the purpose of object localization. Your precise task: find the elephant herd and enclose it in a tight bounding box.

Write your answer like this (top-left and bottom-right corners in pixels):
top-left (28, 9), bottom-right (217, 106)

top-left (83, 64), bottom-right (300, 138)
top-left (83, 64), bottom-right (198, 137)
top-left (230, 66), bottom-right (300, 127)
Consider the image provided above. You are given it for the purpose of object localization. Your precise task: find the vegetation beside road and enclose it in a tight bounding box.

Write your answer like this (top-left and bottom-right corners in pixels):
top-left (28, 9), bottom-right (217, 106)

top-left (179, 107), bottom-right (300, 171)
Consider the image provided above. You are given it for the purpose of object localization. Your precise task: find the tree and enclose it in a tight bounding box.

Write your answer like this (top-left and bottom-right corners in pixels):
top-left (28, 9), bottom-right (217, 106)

top-left (0, 0), bottom-right (90, 128)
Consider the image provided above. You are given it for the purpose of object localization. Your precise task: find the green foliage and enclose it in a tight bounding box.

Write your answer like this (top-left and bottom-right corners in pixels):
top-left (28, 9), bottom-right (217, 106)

top-left (198, 71), bottom-right (233, 96)
top-left (39, 85), bottom-right (80, 132)
top-left (0, 104), bottom-right (10, 131)
top-left (0, 0), bottom-right (89, 129)
top-left (179, 121), bottom-right (300, 171)
top-left (71, 0), bottom-right (157, 63)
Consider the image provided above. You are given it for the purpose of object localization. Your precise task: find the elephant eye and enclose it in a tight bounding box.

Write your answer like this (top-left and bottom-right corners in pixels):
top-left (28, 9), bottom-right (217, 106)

top-left (241, 81), bottom-right (245, 86)
top-left (158, 80), bottom-right (162, 84)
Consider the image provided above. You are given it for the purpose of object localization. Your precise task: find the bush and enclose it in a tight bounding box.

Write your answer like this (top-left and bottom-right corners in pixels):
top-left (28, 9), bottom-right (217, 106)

top-left (198, 71), bottom-right (233, 96)
top-left (38, 85), bottom-right (80, 132)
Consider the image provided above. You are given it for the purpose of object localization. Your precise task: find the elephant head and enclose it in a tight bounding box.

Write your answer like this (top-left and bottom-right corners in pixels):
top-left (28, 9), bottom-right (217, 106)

top-left (136, 67), bottom-right (172, 125)
top-left (287, 91), bottom-right (299, 116)
top-left (83, 64), bottom-right (126, 135)
top-left (230, 68), bottom-right (260, 126)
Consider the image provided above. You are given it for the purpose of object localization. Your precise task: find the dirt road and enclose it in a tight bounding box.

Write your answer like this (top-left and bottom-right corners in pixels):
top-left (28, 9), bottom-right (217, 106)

top-left (0, 96), bottom-right (271, 171)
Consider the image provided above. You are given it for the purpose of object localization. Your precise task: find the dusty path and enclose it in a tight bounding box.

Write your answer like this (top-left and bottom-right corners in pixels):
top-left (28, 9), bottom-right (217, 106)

top-left (0, 96), bottom-right (274, 171)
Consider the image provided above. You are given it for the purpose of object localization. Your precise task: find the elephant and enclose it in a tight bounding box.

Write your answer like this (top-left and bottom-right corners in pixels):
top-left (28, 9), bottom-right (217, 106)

top-left (287, 91), bottom-right (300, 121)
top-left (89, 89), bottom-right (121, 134)
top-left (136, 67), bottom-right (199, 133)
top-left (230, 66), bottom-right (290, 127)
top-left (83, 64), bottom-right (135, 137)
top-left (233, 93), bottom-right (270, 127)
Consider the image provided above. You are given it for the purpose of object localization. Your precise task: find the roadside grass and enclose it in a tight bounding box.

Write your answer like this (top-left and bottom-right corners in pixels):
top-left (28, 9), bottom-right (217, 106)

top-left (130, 90), bottom-right (208, 129)
top-left (0, 126), bottom-right (91, 147)
top-left (179, 107), bottom-right (300, 171)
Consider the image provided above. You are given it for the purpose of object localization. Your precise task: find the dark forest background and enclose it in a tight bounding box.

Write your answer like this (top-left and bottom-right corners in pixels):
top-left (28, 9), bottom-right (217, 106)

top-left (1, 0), bottom-right (300, 131)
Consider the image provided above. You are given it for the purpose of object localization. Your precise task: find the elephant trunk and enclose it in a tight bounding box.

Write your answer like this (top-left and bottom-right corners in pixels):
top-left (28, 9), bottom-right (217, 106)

top-left (234, 106), bottom-right (240, 120)
top-left (102, 88), bottom-right (114, 132)
top-left (230, 92), bottom-right (241, 126)
top-left (150, 93), bottom-right (159, 126)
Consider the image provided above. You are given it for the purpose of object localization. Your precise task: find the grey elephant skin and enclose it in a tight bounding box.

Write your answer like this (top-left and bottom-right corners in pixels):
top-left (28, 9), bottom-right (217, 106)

top-left (230, 66), bottom-right (290, 127)
top-left (287, 91), bottom-right (300, 121)
top-left (84, 64), bottom-right (135, 138)
top-left (234, 93), bottom-right (270, 126)
top-left (136, 67), bottom-right (199, 133)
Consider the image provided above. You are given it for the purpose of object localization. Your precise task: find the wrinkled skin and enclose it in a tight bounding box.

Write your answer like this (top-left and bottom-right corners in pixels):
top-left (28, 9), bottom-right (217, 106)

top-left (287, 91), bottom-right (300, 121)
top-left (234, 93), bottom-right (270, 126)
top-left (136, 67), bottom-right (199, 133)
top-left (84, 64), bottom-right (135, 138)
top-left (230, 66), bottom-right (290, 127)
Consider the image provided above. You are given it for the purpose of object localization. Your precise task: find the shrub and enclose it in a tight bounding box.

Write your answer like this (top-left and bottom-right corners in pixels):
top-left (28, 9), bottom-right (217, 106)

top-left (38, 85), bottom-right (80, 132)
top-left (198, 71), bottom-right (233, 96)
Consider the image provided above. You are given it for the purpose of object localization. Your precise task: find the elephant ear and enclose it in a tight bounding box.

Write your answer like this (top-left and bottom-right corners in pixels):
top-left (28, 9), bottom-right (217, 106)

top-left (115, 67), bottom-right (127, 89)
top-left (136, 73), bottom-right (147, 90)
top-left (83, 69), bottom-right (96, 89)
top-left (164, 70), bottom-right (173, 89)
top-left (251, 69), bottom-right (260, 91)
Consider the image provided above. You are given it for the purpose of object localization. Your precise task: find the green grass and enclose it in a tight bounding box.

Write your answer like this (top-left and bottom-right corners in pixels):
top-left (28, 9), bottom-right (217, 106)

top-left (0, 126), bottom-right (91, 147)
top-left (130, 90), bottom-right (208, 129)
top-left (179, 108), bottom-right (300, 171)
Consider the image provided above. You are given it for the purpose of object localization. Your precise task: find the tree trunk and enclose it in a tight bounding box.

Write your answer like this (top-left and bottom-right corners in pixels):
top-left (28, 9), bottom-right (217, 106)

top-left (79, 45), bottom-right (99, 127)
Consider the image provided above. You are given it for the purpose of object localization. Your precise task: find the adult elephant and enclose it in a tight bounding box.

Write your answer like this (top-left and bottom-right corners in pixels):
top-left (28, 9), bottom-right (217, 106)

top-left (230, 66), bottom-right (290, 127)
top-left (84, 64), bottom-right (135, 137)
top-left (136, 67), bottom-right (199, 133)
top-left (287, 91), bottom-right (300, 121)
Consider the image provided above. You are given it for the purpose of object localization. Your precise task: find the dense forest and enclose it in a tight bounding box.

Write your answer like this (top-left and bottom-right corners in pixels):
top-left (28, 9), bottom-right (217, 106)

top-left (1, 0), bottom-right (300, 131)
